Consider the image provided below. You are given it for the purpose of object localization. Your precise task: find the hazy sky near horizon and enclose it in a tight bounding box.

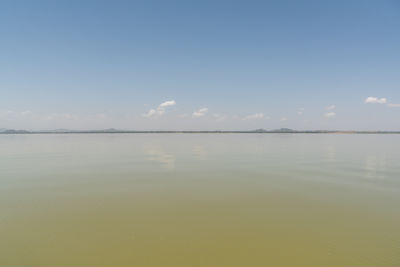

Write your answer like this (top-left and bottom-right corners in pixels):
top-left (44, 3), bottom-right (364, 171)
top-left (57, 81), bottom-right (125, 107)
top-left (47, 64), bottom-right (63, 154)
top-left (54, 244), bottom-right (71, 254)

top-left (1, 0), bottom-right (399, 130)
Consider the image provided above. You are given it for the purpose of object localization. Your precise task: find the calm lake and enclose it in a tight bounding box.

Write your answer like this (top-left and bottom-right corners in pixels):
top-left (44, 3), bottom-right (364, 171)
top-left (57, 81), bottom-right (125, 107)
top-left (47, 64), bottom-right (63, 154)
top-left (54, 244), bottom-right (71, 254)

top-left (1, 134), bottom-right (399, 266)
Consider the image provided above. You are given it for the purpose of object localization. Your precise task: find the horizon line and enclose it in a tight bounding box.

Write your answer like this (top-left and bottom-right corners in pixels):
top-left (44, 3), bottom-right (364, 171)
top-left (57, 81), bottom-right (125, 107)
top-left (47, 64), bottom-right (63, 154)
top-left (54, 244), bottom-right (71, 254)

top-left (1, 128), bottom-right (400, 134)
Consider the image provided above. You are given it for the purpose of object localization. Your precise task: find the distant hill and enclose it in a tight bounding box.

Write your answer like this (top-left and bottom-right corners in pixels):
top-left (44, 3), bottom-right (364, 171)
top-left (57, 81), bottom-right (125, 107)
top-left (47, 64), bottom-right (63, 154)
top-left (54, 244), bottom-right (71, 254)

top-left (270, 128), bottom-right (297, 133)
top-left (0, 129), bottom-right (30, 134)
top-left (252, 129), bottom-right (269, 133)
top-left (50, 129), bottom-right (72, 133)
top-left (99, 128), bottom-right (120, 132)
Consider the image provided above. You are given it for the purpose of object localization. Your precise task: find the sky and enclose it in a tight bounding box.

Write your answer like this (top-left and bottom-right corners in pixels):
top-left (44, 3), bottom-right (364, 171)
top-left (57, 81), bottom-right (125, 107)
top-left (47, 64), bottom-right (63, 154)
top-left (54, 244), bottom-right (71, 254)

top-left (1, 0), bottom-right (399, 131)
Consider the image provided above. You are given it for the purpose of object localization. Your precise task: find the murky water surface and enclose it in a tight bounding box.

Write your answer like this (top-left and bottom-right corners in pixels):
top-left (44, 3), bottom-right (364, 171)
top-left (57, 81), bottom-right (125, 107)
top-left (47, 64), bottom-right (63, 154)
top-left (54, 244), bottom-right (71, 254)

top-left (1, 134), bottom-right (399, 266)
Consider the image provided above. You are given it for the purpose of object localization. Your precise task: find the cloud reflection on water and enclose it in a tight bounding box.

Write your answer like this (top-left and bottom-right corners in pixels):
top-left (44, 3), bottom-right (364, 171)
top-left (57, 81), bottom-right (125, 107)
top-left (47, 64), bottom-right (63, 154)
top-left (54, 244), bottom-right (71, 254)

top-left (143, 145), bottom-right (175, 170)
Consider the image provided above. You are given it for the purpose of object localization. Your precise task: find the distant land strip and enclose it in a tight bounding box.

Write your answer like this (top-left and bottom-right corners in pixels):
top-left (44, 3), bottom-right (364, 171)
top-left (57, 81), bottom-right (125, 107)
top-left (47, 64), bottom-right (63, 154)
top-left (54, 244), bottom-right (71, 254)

top-left (1, 128), bottom-right (400, 134)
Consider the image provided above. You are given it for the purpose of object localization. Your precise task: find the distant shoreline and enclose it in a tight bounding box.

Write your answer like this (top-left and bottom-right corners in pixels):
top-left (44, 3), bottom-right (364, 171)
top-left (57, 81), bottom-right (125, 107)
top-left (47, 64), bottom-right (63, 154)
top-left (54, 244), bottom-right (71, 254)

top-left (1, 130), bottom-right (400, 134)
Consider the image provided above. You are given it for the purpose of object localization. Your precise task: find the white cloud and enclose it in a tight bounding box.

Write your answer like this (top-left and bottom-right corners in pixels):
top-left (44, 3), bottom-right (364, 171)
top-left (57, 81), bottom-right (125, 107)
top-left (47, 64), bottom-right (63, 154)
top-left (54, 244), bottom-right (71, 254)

top-left (243, 113), bottom-right (265, 120)
top-left (192, 108), bottom-right (208, 117)
top-left (324, 112), bottom-right (336, 118)
top-left (143, 109), bottom-right (158, 117)
top-left (325, 105), bottom-right (336, 110)
top-left (143, 100), bottom-right (176, 118)
top-left (388, 103), bottom-right (400, 108)
top-left (159, 100), bottom-right (176, 107)
top-left (365, 97), bottom-right (387, 104)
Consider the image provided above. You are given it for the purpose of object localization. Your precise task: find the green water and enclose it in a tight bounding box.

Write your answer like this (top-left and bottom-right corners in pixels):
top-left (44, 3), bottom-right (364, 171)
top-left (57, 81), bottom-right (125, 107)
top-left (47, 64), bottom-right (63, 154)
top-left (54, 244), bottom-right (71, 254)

top-left (1, 134), bottom-right (399, 266)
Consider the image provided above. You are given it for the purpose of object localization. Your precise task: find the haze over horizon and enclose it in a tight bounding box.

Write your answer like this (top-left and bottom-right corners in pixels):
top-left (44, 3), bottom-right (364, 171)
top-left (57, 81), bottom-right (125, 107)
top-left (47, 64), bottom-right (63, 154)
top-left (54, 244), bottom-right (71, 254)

top-left (1, 0), bottom-right (399, 131)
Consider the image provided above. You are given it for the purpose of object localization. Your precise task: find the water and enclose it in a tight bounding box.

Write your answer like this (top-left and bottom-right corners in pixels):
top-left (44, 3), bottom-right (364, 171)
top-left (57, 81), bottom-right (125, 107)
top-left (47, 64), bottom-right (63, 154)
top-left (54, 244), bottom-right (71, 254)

top-left (1, 134), bottom-right (399, 266)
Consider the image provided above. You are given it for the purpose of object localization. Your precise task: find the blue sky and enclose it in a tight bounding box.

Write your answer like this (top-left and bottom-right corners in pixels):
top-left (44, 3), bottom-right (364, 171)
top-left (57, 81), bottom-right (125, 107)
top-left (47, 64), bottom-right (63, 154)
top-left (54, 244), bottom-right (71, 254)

top-left (1, 0), bottom-right (399, 130)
